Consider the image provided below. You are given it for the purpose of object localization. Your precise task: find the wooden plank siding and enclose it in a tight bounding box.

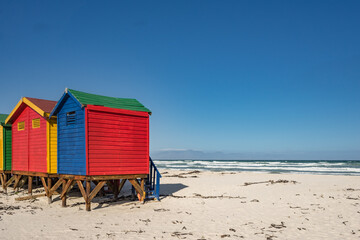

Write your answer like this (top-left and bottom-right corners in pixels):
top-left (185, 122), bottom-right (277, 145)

top-left (57, 95), bottom-right (86, 175)
top-left (0, 126), bottom-right (3, 170)
top-left (4, 126), bottom-right (12, 170)
top-left (47, 118), bottom-right (57, 173)
top-left (86, 108), bottom-right (149, 175)
top-left (28, 108), bottom-right (47, 172)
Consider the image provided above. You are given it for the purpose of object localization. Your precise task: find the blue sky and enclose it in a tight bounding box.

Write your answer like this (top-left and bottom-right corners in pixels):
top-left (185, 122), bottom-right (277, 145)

top-left (0, 1), bottom-right (359, 159)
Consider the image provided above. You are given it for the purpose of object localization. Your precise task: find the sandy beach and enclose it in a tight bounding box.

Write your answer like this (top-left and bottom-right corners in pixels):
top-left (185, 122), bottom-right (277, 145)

top-left (0, 170), bottom-right (359, 239)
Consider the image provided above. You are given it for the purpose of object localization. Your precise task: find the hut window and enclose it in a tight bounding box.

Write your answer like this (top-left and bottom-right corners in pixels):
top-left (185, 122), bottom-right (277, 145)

top-left (32, 118), bottom-right (40, 128)
top-left (66, 111), bottom-right (76, 125)
top-left (18, 121), bottom-right (25, 131)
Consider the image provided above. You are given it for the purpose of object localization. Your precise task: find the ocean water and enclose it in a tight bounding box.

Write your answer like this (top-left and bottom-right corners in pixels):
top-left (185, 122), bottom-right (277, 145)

top-left (153, 159), bottom-right (360, 176)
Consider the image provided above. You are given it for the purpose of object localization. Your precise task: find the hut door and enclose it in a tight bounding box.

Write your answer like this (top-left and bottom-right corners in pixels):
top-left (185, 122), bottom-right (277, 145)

top-left (12, 108), bottom-right (29, 171)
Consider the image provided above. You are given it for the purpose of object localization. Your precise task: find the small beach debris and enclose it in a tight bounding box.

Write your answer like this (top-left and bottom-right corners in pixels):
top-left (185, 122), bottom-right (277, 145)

top-left (269, 222), bottom-right (286, 229)
top-left (266, 236), bottom-right (275, 240)
top-left (154, 208), bottom-right (170, 212)
top-left (139, 219), bottom-right (151, 225)
top-left (244, 179), bottom-right (297, 186)
top-left (172, 220), bottom-right (183, 224)
top-left (250, 199), bottom-right (259, 202)
top-left (229, 228), bottom-right (236, 232)
top-left (220, 234), bottom-right (230, 238)
top-left (346, 196), bottom-right (360, 200)
top-left (166, 171), bottom-right (201, 178)
top-left (123, 230), bottom-right (144, 234)
top-left (106, 233), bottom-right (116, 237)
top-left (171, 231), bottom-right (193, 237)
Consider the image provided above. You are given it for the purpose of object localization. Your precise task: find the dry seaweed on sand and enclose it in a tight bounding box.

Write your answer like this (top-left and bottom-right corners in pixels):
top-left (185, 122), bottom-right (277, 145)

top-left (244, 179), bottom-right (298, 186)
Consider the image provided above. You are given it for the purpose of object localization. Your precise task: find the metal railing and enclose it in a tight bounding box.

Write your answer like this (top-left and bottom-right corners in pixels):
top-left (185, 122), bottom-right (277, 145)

top-left (147, 157), bottom-right (161, 200)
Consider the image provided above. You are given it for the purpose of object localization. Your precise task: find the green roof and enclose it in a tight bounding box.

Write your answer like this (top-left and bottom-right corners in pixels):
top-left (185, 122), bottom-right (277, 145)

top-left (68, 89), bottom-right (151, 113)
top-left (0, 114), bottom-right (9, 125)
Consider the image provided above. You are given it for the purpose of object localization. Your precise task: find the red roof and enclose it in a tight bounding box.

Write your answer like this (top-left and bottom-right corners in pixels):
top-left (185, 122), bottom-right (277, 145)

top-left (25, 97), bottom-right (57, 113)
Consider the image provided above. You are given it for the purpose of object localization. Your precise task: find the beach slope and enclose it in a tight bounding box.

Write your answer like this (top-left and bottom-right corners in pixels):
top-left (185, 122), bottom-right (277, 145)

top-left (0, 170), bottom-right (359, 239)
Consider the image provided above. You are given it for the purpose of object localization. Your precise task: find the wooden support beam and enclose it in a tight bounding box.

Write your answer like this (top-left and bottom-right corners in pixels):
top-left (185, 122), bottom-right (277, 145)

top-left (106, 180), bottom-right (115, 193)
top-left (88, 181), bottom-right (106, 202)
top-left (118, 179), bottom-right (126, 193)
top-left (113, 180), bottom-right (119, 200)
top-left (62, 180), bottom-right (66, 207)
top-left (60, 179), bottom-right (74, 199)
top-left (40, 177), bottom-right (49, 195)
top-left (86, 181), bottom-right (91, 211)
top-left (48, 178), bottom-right (64, 197)
top-left (0, 174), bottom-right (4, 190)
top-left (129, 179), bottom-right (144, 201)
top-left (61, 179), bottom-right (74, 207)
top-left (76, 180), bottom-right (87, 202)
top-left (47, 178), bottom-right (52, 204)
top-left (3, 174), bottom-right (7, 193)
top-left (15, 193), bottom-right (46, 201)
top-left (18, 176), bottom-right (28, 189)
top-left (141, 178), bottom-right (146, 202)
top-left (13, 175), bottom-right (21, 190)
top-left (28, 176), bottom-right (33, 195)
top-left (5, 175), bottom-right (15, 188)
top-left (11, 171), bottom-right (51, 177)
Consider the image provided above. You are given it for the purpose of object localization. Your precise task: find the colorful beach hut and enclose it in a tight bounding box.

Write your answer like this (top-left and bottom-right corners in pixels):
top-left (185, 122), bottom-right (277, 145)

top-left (5, 97), bottom-right (57, 173)
top-left (50, 88), bottom-right (152, 176)
top-left (0, 114), bottom-right (12, 171)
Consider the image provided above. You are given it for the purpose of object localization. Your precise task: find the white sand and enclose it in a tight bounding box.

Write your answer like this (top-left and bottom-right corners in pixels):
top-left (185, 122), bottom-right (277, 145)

top-left (0, 170), bottom-right (359, 239)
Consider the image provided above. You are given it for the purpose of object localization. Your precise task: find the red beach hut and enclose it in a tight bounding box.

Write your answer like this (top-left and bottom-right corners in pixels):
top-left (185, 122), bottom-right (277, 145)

top-left (5, 97), bottom-right (57, 173)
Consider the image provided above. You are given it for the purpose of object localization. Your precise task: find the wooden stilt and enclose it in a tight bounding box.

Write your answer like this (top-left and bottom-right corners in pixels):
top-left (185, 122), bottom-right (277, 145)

top-left (4, 174), bottom-right (7, 193)
top-left (76, 180), bottom-right (87, 201)
top-left (118, 179), bottom-right (126, 193)
top-left (60, 179), bottom-right (74, 207)
top-left (88, 181), bottom-right (106, 202)
top-left (13, 175), bottom-right (21, 191)
top-left (141, 178), bottom-right (146, 203)
top-left (47, 178), bottom-right (52, 204)
top-left (28, 176), bottom-right (33, 195)
top-left (48, 177), bottom-right (64, 198)
top-left (86, 181), bottom-right (91, 211)
top-left (5, 175), bottom-right (15, 188)
top-left (129, 179), bottom-right (145, 202)
top-left (106, 180), bottom-right (115, 193)
top-left (18, 176), bottom-right (27, 189)
top-left (40, 177), bottom-right (48, 195)
top-left (61, 180), bottom-right (66, 207)
top-left (0, 173), bottom-right (5, 189)
top-left (113, 180), bottom-right (119, 200)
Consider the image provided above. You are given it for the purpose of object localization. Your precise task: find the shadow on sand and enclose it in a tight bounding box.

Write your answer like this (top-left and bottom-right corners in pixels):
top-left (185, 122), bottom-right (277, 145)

top-left (48, 183), bottom-right (188, 210)
top-left (158, 183), bottom-right (188, 199)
